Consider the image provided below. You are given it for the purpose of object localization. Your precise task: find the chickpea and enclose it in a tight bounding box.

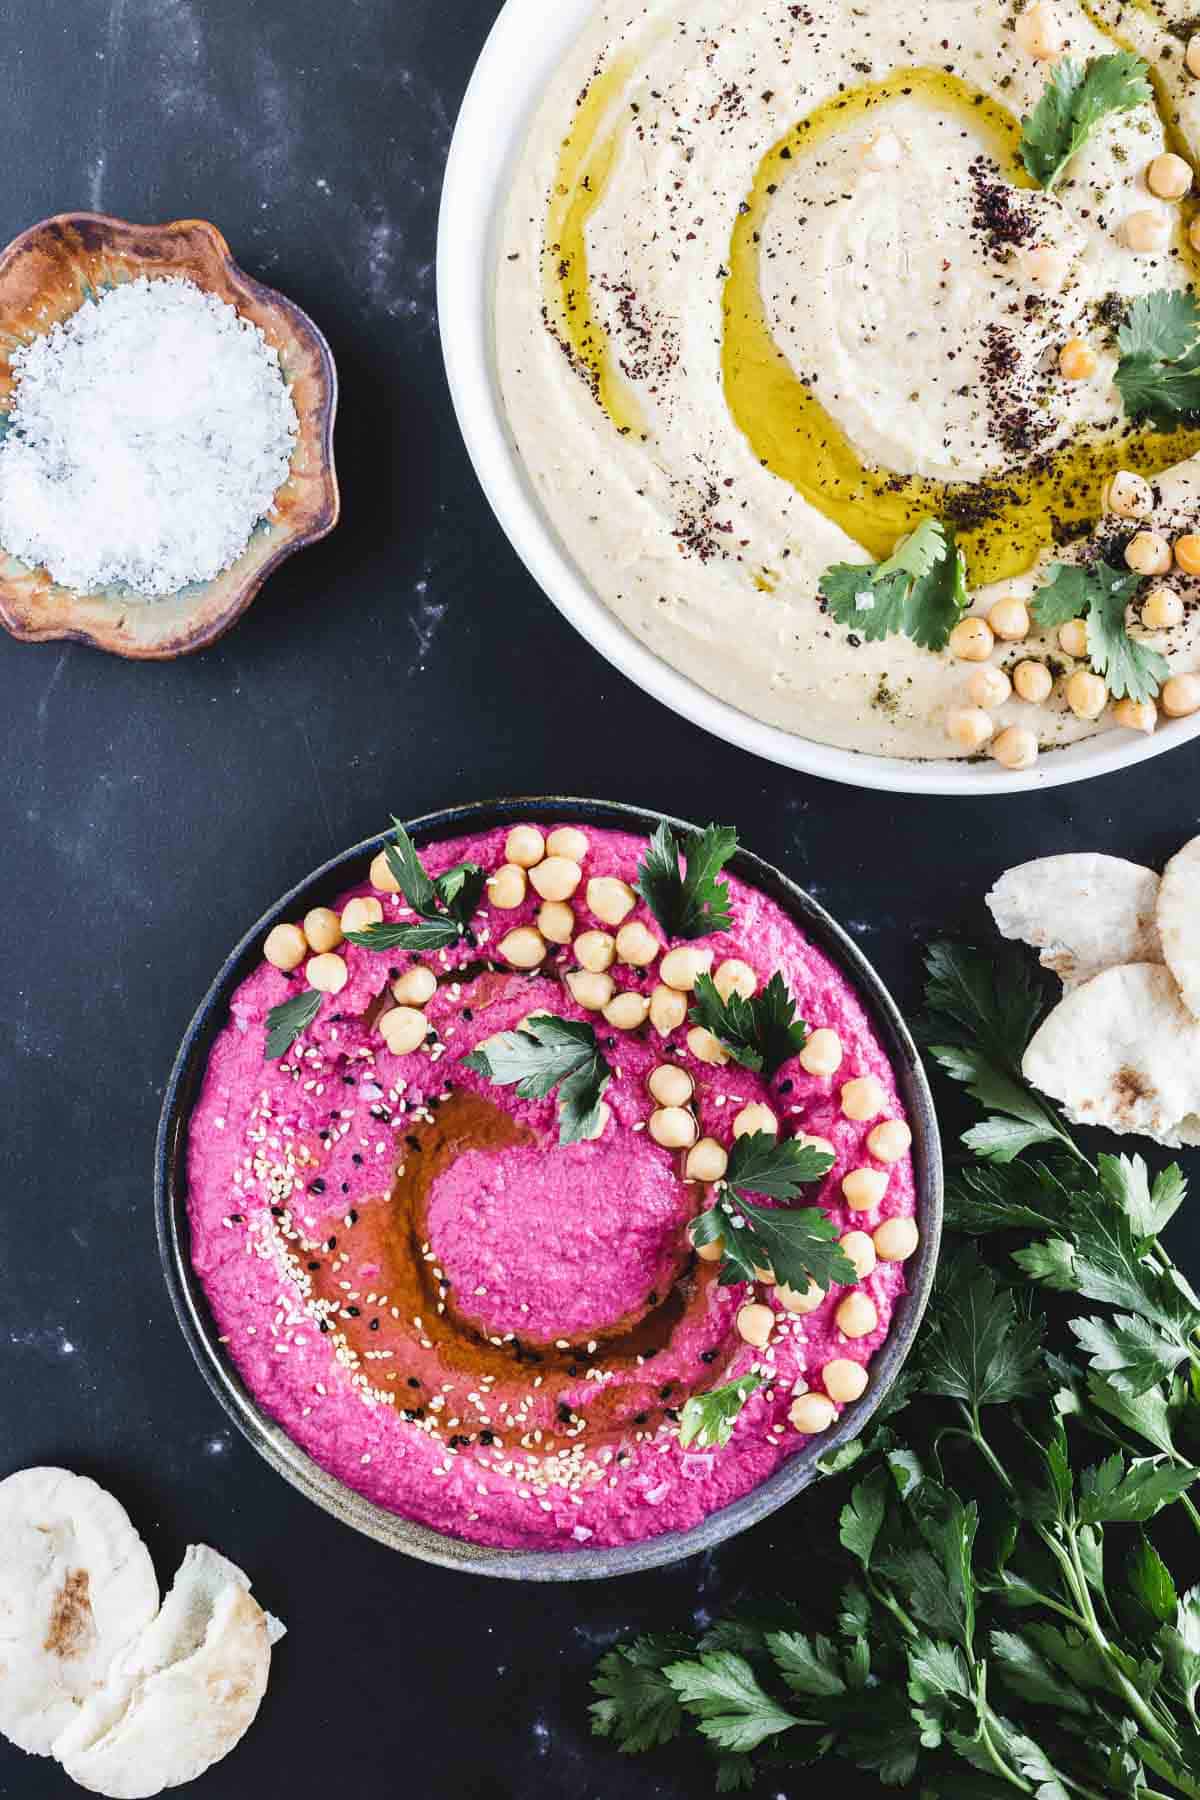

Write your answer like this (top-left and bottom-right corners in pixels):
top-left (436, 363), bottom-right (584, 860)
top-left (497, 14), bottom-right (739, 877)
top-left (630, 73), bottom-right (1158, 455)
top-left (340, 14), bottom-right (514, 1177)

top-left (823, 1359), bottom-right (870, 1404)
top-left (686, 1138), bottom-right (729, 1183)
top-left (990, 597), bottom-right (1032, 641)
top-left (789, 1392), bottom-right (837, 1434)
top-left (1014, 1), bottom-right (1065, 60)
top-left (575, 929), bottom-right (616, 973)
top-left (264, 922), bottom-right (308, 972)
top-left (650, 984), bottom-right (688, 1036)
top-left (867, 1119), bottom-right (913, 1163)
top-left (733, 1103), bottom-right (778, 1139)
top-left (546, 826), bottom-right (589, 862)
top-left (1123, 209), bottom-right (1172, 254)
top-left (1125, 531), bottom-right (1173, 576)
top-left (1142, 586), bottom-right (1184, 631)
top-left (567, 969), bottom-right (615, 1011)
top-left (649, 1064), bottom-right (694, 1108)
top-left (714, 959), bottom-right (758, 1002)
top-left (660, 946), bottom-right (714, 992)
top-left (487, 863), bottom-right (527, 910)
top-left (306, 952), bottom-right (348, 995)
top-left (1022, 244), bottom-right (1070, 292)
top-left (1147, 153), bottom-right (1193, 201)
top-left (969, 665), bottom-right (1012, 709)
top-left (392, 964), bottom-right (437, 1007)
top-left (843, 1167), bottom-right (889, 1212)
top-left (862, 129), bottom-right (902, 171)
top-left (778, 1279), bottom-right (824, 1315)
top-left (615, 921), bottom-right (660, 967)
top-left (1065, 669), bottom-right (1109, 720)
top-left (946, 707), bottom-right (995, 754)
top-left (604, 991), bottom-right (652, 1031)
top-left (379, 1006), bottom-right (428, 1056)
top-left (369, 850), bottom-right (402, 894)
top-left (736, 1303), bottom-right (774, 1349)
top-left (1189, 34), bottom-right (1200, 78)
top-left (537, 900), bottom-right (575, 945)
top-left (304, 907), bottom-right (343, 954)
top-left (1104, 470), bottom-right (1153, 520)
top-left (504, 825), bottom-right (545, 869)
top-left (991, 726), bottom-right (1040, 771)
top-left (836, 1292), bottom-right (879, 1339)
top-left (841, 1075), bottom-right (886, 1121)
top-left (1058, 617), bottom-right (1089, 658)
top-left (498, 927), bottom-right (547, 970)
top-left (1174, 535), bottom-right (1200, 576)
top-left (874, 1217), bottom-right (920, 1262)
top-left (838, 1230), bottom-right (877, 1282)
top-left (529, 856), bottom-right (582, 903)
top-left (1113, 697), bottom-right (1157, 734)
top-left (799, 1028), bottom-right (843, 1077)
top-left (1012, 660), bottom-right (1054, 704)
top-left (1162, 673), bottom-right (1200, 718)
top-left (649, 1106), bottom-right (699, 1150)
top-left (586, 876), bottom-right (637, 926)
top-left (687, 1025), bottom-right (730, 1067)
top-left (340, 895), bottom-right (383, 936)
top-left (949, 616), bottom-right (996, 662)
top-left (1058, 338), bottom-right (1097, 381)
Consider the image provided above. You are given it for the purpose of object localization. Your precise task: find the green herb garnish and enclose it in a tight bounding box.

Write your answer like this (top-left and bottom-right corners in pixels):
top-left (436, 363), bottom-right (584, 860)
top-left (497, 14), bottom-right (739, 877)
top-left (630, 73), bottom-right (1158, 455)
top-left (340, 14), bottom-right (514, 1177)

top-left (634, 823), bottom-right (737, 940)
top-left (678, 1373), bottom-right (766, 1451)
top-left (1115, 288), bottom-right (1200, 423)
top-left (689, 1131), bottom-right (851, 1295)
top-left (264, 989), bottom-right (323, 1061)
top-left (462, 1013), bottom-right (612, 1145)
top-left (689, 970), bottom-right (807, 1078)
top-left (820, 518), bottom-right (968, 653)
top-left (344, 819), bottom-right (484, 954)
top-left (1030, 561), bottom-right (1169, 703)
top-left (1020, 52), bottom-right (1151, 192)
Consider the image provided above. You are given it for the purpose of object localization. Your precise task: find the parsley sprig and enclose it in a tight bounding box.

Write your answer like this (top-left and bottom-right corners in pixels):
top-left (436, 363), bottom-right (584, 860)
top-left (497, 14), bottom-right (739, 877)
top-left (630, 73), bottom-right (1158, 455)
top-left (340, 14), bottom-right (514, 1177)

top-left (1031, 561), bottom-right (1169, 704)
top-left (462, 1013), bottom-right (612, 1145)
top-left (820, 518), bottom-right (969, 653)
top-left (345, 819), bottom-right (485, 953)
top-left (689, 1131), bottom-right (853, 1295)
top-left (689, 971), bottom-right (807, 1079)
top-left (1115, 288), bottom-right (1200, 424)
top-left (634, 823), bottom-right (737, 940)
top-left (1020, 52), bottom-right (1151, 192)
top-left (678, 1373), bottom-right (766, 1451)
top-left (264, 989), bottom-right (322, 1061)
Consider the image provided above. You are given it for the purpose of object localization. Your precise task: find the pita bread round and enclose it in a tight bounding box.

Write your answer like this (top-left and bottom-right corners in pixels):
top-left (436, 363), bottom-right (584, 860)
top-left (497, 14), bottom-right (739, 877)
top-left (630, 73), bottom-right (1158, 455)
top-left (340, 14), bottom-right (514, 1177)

top-left (53, 1545), bottom-right (275, 1799)
top-left (1023, 962), bottom-right (1200, 1147)
top-left (987, 855), bottom-right (1162, 990)
top-left (0, 1469), bottom-right (159, 1757)
top-left (1157, 835), bottom-right (1200, 1023)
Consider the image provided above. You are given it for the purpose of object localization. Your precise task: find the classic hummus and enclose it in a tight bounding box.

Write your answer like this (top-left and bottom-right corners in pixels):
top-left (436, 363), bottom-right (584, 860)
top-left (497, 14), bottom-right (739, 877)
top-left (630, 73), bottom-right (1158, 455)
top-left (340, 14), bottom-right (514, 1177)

top-left (496, 0), bottom-right (1200, 760)
top-left (187, 823), bottom-right (918, 1552)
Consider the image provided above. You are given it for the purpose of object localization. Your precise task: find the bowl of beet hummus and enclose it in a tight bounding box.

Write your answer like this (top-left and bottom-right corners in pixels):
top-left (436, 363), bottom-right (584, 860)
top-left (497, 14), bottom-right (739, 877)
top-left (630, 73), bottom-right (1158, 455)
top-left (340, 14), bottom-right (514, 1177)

top-left (157, 799), bottom-right (941, 1579)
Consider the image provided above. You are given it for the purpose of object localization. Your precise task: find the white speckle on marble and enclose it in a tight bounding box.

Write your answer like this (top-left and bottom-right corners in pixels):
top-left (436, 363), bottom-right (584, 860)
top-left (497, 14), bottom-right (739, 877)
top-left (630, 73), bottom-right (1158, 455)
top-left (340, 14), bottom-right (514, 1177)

top-left (408, 581), bottom-right (447, 674)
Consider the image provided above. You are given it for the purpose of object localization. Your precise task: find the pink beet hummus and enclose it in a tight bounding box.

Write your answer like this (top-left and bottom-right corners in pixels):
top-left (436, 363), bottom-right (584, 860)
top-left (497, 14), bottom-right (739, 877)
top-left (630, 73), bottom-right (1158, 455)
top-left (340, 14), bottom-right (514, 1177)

top-left (187, 823), bottom-right (918, 1552)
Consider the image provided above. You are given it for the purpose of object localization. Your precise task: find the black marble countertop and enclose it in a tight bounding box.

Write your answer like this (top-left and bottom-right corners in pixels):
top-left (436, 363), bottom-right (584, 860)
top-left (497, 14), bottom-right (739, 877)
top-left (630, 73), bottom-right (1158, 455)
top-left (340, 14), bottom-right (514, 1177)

top-left (0, 2), bottom-right (1197, 1795)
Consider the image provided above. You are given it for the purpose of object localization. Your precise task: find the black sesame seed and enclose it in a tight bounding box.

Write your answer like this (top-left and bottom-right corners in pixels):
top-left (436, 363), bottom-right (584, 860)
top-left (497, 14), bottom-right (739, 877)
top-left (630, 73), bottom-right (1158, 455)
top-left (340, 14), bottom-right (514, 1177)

top-left (347, 1209), bottom-right (359, 1225)
top-left (407, 1376), bottom-right (421, 1389)
top-left (369, 1319), bottom-right (380, 1332)
top-left (479, 1430), bottom-right (495, 1445)
top-left (309, 1178), bottom-right (326, 1194)
top-left (778, 1079), bottom-right (794, 1094)
top-left (406, 1135), bottom-right (421, 1152)
top-left (319, 1321), bottom-right (330, 1334)
top-left (352, 1153), bottom-right (364, 1165)
top-left (634, 1411), bottom-right (649, 1425)
top-left (347, 1305), bottom-right (361, 1317)
top-left (648, 1290), bottom-right (659, 1306)
top-left (700, 1349), bottom-right (718, 1364)
top-left (326, 1237), bottom-right (337, 1250)
top-left (307, 1261), bottom-right (320, 1272)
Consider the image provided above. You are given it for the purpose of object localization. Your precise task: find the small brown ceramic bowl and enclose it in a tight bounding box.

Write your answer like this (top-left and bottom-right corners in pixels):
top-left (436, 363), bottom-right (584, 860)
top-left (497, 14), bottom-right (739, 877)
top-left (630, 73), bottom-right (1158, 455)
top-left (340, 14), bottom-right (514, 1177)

top-left (0, 212), bottom-right (339, 659)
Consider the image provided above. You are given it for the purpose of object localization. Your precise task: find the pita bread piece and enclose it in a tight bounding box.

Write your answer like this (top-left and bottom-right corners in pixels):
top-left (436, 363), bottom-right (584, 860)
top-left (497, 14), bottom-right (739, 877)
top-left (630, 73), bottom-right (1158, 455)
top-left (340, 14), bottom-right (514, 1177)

top-left (1157, 834), bottom-right (1200, 1022)
top-left (0, 1469), bottom-right (159, 1758)
top-left (1023, 962), bottom-right (1200, 1148)
top-left (987, 855), bottom-right (1162, 989)
top-left (53, 1545), bottom-right (279, 1800)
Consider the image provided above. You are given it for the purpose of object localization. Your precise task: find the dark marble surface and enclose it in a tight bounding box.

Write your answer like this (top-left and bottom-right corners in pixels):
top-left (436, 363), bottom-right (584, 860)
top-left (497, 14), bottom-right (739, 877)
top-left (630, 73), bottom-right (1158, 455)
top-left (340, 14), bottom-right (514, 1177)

top-left (0, 2), bottom-right (1197, 1795)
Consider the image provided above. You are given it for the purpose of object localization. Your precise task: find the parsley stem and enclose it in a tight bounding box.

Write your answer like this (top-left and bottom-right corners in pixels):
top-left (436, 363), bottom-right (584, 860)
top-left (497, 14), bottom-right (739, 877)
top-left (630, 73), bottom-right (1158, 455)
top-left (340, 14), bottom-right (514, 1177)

top-left (1135, 1743), bottom-right (1200, 1800)
top-left (955, 1402), bottom-right (1014, 1493)
top-left (865, 1575), bottom-right (918, 1642)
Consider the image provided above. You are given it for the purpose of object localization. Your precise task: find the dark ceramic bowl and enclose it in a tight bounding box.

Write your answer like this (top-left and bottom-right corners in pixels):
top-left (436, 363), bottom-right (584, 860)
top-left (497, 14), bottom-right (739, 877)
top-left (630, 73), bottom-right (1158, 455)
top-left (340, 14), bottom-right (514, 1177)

top-left (0, 212), bottom-right (339, 658)
top-left (156, 798), bottom-right (943, 1579)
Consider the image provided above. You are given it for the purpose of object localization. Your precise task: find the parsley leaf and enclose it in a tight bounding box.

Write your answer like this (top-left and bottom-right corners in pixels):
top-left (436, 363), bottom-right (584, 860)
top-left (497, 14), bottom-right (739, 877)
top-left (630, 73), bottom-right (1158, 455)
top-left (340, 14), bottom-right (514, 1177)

top-left (1031, 562), bottom-right (1167, 703)
top-left (664, 1652), bottom-right (798, 1754)
top-left (1020, 53), bottom-right (1151, 192)
top-left (435, 861), bottom-right (487, 928)
top-left (821, 517), bottom-right (969, 652)
top-left (921, 1252), bottom-right (1047, 1414)
top-left (1072, 1312), bottom-right (1191, 1398)
top-left (765, 1630), bottom-right (848, 1700)
top-left (1119, 288), bottom-right (1200, 362)
top-left (724, 1128), bottom-right (835, 1200)
top-left (1115, 289), bottom-right (1200, 423)
top-left (349, 820), bottom-right (484, 955)
top-left (344, 917), bottom-right (462, 952)
top-left (590, 1637), bottom-right (689, 1752)
top-left (1099, 1153), bottom-right (1187, 1239)
top-left (691, 1132), bottom-right (852, 1293)
top-left (264, 988), bottom-right (323, 1060)
top-left (678, 1372), bottom-right (765, 1450)
top-left (689, 971), bottom-right (807, 1077)
top-left (634, 822), bottom-right (737, 940)
top-left (1078, 1452), bottom-right (1200, 1527)
top-left (927, 1043), bottom-right (1071, 1164)
top-left (1027, 562), bottom-right (1098, 631)
top-left (923, 941), bottom-right (1048, 1075)
top-left (1014, 1189), bottom-right (1196, 1340)
top-left (383, 817), bottom-right (439, 915)
top-left (462, 1013), bottom-right (612, 1144)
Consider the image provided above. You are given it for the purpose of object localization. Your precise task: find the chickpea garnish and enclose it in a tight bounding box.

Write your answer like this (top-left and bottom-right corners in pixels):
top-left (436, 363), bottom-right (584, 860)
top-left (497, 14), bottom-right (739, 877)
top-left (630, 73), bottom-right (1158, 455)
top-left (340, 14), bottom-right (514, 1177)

top-left (799, 1028), bottom-right (843, 1077)
top-left (778, 1279), bottom-right (823, 1315)
top-left (648, 1064), bottom-right (694, 1108)
top-left (968, 665), bottom-right (1012, 709)
top-left (1142, 586), bottom-right (1183, 631)
top-left (264, 923), bottom-right (307, 972)
top-left (686, 1137), bottom-right (728, 1182)
top-left (733, 1103), bottom-right (778, 1139)
top-left (498, 927), bottom-right (547, 969)
top-left (1126, 531), bottom-right (1173, 576)
top-left (1014, 1), bottom-right (1064, 60)
top-left (392, 964), bottom-right (437, 1006)
top-left (649, 1106), bottom-right (699, 1150)
top-left (529, 856), bottom-right (582, 903)
top-left (659, 946), bottom-right (713, 992)
top-left (586, 876), bottom-right (637, 926)
top-left (1174, 535), bottom-right (1200, 577)
top-left (874, 1217), bottom-right (920, 1262)
top-left (991, 725), bottom-right (1039, 771)
top-left (866, 1119), bottom-right (912, 1163)
top-left (545, 826), bottom-right (589, 862)
top-left (843, 1168), bottom-right (889, 1212)
top-left (1058, 338), bottom-right (1097, 381)
top-left (487, 864), bottom-right (527, 910)
top-left (306, 952), bottom-right (348, 995)
top-left (713, 958), bottom-right (757, 1002)
top-left (369, 850), bottom-right (401, 894)
top-left (650, 984), bottom-right (688, 1035)
top-left (1013, 660), bottom-right (1053, 704)
top-left (946, 707), bottom-right (995, 754)
top-left (1123, 210), bottom-right (1171, 255)
top-left (379, 1007), bottom-right (427, 1056)
top-left (575, 929), bottom-right (616, 972)
top-left (736, 1304), bottom-right (774, 1349)
top-left (340, 895), bottom-right (383, 936)
top-left (838, 1230), bottom-right (877, 1282)
top-left (304, 907), bottom-right (343, 954)
top-left (1058, 618), bottom-right (1089, 658)
top-left (836, 1293), bottom-right (879, 1340)
top-left (841, 1075), bottom-right (886, 1121)
top-left (603, 992), bottom-right (651, 1031)
top-left (1147, 153), bottom-right (1193, 201)
top-left (537, 900), bottom-right (575, 945)
top-left (1162, 673), bottom-right (1200, 718)
top-left (949, 616), bottom-right (995, 662)
top-left (1065, 670), bottom-right (1109, 721)
top-left (823, 1359), bottom-right (869, 1404)
top-left (789, 1392), bottom-right (837, 1434)
top-left (1104, 471), bottom-right (1153, 519)
top-left (687, 1026), bottom-right (729, 1067)
top-left (504, 825), bottom-right (545, 869)
top-left (567, 969), bottom-right (615, 1011)
top-left (614, 920), bottom-right (660, 967)
top-left (1113, 697), bottom-right (1157, 735)
top-left (1188, 34), bottom-right (1200, 78)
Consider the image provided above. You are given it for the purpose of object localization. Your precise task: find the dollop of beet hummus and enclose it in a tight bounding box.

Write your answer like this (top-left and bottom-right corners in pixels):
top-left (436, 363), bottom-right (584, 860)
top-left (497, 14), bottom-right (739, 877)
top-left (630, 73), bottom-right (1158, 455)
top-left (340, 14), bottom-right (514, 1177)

top-left (187, 824), bottom-right (918, 1551)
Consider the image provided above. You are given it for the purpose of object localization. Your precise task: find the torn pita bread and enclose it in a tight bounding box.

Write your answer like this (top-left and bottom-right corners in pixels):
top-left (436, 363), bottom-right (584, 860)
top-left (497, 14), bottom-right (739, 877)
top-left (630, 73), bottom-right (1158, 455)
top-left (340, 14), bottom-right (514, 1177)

top-left (53, 1545), bottom-right (279, 1799)
top-left (987, 855), bottom-right (1163, 990)
top-left (1157, 834), bottom-right (1200, 1023)
top-left (0, 1469), bottom-right (159, 1757)
top-left (1023, 962), bottom-right (1200, 1148)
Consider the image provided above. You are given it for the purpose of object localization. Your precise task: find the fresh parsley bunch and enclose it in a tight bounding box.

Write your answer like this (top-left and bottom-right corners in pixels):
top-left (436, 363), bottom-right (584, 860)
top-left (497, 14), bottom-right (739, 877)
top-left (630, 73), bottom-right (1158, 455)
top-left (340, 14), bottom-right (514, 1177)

top-left (821, 519), bottom-right (969, 654)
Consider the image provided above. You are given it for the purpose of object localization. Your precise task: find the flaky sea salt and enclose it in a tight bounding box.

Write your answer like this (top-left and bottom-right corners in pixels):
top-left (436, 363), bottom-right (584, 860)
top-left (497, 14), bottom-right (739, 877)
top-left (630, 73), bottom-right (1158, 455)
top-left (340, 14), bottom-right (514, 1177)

top-left (0, 276), bottom-right (298, 597)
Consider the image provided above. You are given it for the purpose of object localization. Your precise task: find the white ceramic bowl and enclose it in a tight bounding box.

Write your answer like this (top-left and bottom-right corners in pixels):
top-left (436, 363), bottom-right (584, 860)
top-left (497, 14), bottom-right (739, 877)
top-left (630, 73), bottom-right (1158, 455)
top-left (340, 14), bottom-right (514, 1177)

top-left (437, 0), bottom-right (1200, 795)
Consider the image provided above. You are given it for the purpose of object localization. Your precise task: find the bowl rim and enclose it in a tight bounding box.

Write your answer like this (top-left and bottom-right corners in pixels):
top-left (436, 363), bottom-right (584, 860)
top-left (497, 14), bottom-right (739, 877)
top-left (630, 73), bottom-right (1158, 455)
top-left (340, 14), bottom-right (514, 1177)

top-left (435, 0), bottom-right (1200, 796)
top-left (155, 796), bottom-right (943, 1581)
top-left (0, 210), bottom-right (340, 660)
